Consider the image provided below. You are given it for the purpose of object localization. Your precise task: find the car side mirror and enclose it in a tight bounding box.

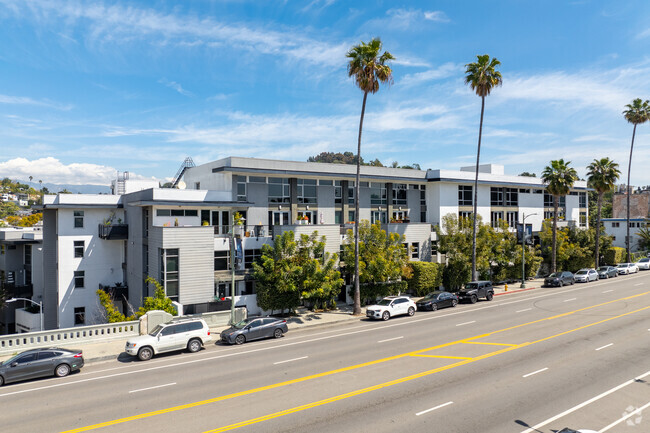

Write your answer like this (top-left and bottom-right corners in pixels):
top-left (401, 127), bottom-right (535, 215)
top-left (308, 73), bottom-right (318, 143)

top-left (10, 362), bottom-right (17, 368)
top-left (244, 326), bottom-right (251, 330)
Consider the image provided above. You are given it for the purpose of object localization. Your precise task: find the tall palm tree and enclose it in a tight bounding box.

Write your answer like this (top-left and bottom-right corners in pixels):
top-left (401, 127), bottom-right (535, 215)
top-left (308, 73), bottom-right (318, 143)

top-left (586, 158), bottom-right (620, 268)
top-left (542, 159), bottom-right (578, 273)
top-left (622, 98), bottom-right (650, 262)
top-left (464, 54), bottom-right (502, 281)
top-left (346, 38), bottom-right (394, 315)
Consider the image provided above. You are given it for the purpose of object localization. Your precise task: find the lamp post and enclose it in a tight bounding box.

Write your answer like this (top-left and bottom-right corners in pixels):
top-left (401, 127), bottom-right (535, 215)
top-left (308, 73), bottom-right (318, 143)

top-left (520, 213), bottom-right (537, 289)
top-left (6, 297), bottom-right (43, 331)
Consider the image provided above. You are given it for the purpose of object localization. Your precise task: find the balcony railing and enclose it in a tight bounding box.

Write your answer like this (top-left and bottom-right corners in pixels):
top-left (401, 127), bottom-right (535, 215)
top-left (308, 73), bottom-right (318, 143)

top-left (98, 224), bottom-right (128, 240)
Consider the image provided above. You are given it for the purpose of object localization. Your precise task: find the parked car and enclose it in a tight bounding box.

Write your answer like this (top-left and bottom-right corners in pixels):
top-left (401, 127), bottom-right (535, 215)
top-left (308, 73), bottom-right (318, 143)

top-left (636, 257), bottom-right (650, 270)
top-left (416, 291), bottom-right (458, 311)
top-left (616, 263), bottom-right (639, 275)
top-left (220, 317), bottom-right (288, 345)
top-left (597, 266), bottom-right (618, 279)
top-left (458, 281), bottom-right (494, 303)
top-left (544, 271), bottom-right (574, 287)
top-left (574, 268), bottom-right (598, 283)
top-left (0, 348), bottom-right (84, 386)
top-left (125, 318), bottom-right (211, 361)
top-left (366, 296), bottom-right (416, 321)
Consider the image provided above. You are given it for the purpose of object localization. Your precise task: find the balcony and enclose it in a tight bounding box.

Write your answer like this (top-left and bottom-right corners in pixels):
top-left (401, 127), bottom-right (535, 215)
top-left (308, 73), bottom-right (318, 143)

top-left (99, 283), bottom-right (129, 300)
top-left (1, 282), bottom-right (33, 299)
top-left (98, 224), bottom-right (128, 240)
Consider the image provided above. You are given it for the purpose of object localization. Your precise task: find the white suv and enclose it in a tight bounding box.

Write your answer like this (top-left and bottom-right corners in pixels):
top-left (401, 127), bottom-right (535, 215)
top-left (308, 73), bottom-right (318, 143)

top-left (366, 296), bottom-right (416, 321)
top-left (125, 318), bottom-right (212, 361)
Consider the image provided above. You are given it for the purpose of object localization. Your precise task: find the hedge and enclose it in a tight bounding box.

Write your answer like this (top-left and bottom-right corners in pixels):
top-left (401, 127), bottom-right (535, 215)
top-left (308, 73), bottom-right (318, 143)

top-left (602, 247), bottom-right (626, 265)
top-left (407, 262), bottom-right (444, 296)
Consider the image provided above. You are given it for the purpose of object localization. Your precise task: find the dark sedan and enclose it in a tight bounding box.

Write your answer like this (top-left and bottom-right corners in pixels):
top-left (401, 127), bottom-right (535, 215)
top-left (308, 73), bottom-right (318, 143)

top-left (544, 271), bottom-right (574, 287)
top-left (0, 348), bottom-right (84, 386)
top-left (416, 291), bottom-right (458, 311)
top-left (597, 266), bottom-right (618, 279)
top-left (220, 317), bottom-right (288, 345)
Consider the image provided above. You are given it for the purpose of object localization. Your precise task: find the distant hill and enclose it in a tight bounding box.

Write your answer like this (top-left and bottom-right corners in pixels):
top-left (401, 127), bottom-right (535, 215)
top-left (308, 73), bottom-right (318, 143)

top-left (23, 181), bottom-right (111, 194)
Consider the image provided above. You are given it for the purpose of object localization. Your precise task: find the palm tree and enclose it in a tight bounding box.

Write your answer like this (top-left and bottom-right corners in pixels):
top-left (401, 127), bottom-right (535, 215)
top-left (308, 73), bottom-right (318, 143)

top-left (542, 159), bottom-right (578, 273)
top-left (464, 54), bottom-right (502, 281)
top-left (29, 175), bottom-right (33, 183)
top-left (586, 158), bottom-right (620, 268)
top-left (623, 98), bottom-right (650, 262)
top-left (346, 38), bottom-right (394, 315)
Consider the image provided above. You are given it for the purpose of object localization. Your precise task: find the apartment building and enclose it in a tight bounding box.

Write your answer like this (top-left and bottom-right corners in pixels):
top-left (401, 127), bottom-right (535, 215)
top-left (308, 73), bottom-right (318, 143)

top-left (601, 218), bottom-right (647, 252)
top-left (14, 156), bottom-right (589, 331)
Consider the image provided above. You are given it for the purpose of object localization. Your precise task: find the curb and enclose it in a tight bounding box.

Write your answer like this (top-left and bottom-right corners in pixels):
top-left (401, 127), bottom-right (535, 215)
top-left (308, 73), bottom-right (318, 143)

top-left (495, 286), bottom-right (539, 296)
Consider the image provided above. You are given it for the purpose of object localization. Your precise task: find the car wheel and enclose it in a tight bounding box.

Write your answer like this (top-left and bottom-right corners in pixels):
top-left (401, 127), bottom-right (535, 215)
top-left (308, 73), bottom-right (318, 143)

top-left (486, 292), bottom-right (494, 301)
top-left (431, 303), bottom-right (438, 311)
top-left (470, 295), bottom-right (478, 304)
top-left (55, 363), bottom-right (70, 378)
top-left (273, 328), bottom-right (283, 339)
top-left (187, 338), bottom-right (202, 353)
top-left (407, 307), bottom-right (415, 316)
top-left (235, 334), bottom-right (246, 345)
top-left (0, 375), bottom-right (4, 386)
top-left (138, 346), bottom-right (153, 361)
top-left (382, 311), bottom-right (390, 321)
top-left (559, 281), bottom-right (563, 287)
top-left (452, 299), bottom-right (458, 307)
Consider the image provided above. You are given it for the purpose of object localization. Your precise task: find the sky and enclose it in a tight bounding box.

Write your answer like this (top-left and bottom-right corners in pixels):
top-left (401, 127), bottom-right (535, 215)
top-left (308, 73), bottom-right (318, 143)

top-left (0, 0), bottom-right (649, 187)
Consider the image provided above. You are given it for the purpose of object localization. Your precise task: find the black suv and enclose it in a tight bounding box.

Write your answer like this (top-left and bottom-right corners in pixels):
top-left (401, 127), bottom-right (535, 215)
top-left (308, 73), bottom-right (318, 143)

top-left (544, 271), bottom-right (574, 287)
top-left (458, 281), bottom-right (494, 303)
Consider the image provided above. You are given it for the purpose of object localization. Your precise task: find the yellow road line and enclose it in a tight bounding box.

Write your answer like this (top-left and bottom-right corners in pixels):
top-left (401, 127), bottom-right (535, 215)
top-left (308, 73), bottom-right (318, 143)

top-left (410, 354), bottom-right (473, 360)
top-left (62, 291), bottom-right (650, 433)
top-left (462, 341), bottom-right (519, 346)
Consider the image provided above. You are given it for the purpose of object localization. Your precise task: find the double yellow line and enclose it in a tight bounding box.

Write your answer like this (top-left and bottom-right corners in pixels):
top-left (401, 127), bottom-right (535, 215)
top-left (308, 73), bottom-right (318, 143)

top-left (63, 291), bottom-right (650, 433)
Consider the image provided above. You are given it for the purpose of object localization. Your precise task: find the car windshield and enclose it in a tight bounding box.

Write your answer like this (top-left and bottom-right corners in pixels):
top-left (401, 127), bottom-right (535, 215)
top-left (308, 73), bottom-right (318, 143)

top-left (465, 283), bottom-right (478, 289)
top-left (639, 258), bottom-right (649, 262)
top-left (375, 299), bottom-right (393, 306)
top-left (576, 270), bottom-right (587, 275)
top-left (547, 273), bottom-right (559, 278)
top-left (232, 318), bottom-right (253, 329)
top-left (148, 324), bottom-right (164, 336)
top-left (422, 292), bottom-right (441, 300)
top-left (597, 267), bottom-right (609, 271)
top-left (617, 264), bottom-right (627, 268)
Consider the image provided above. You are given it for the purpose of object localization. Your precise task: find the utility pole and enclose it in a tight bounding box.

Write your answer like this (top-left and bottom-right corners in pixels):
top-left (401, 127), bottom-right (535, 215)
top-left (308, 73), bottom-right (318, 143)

top-left (520, 213), bottom-right (537, 289)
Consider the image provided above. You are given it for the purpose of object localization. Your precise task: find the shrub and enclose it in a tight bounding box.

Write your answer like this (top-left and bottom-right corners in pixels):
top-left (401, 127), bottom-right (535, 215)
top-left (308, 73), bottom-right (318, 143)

top-left (603, 247), bottom-right (626, 265)
top-left (407, 262), bottom-right (443, 296)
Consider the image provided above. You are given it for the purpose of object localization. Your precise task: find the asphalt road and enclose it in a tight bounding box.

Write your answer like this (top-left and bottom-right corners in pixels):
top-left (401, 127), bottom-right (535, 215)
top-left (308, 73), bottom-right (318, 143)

top-left (3, 272), bottom-right (650, 433)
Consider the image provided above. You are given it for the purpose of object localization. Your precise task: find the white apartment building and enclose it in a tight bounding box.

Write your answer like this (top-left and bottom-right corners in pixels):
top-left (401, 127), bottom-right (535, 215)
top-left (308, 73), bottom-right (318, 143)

top-left (601, 218), bottom-right (647, 252)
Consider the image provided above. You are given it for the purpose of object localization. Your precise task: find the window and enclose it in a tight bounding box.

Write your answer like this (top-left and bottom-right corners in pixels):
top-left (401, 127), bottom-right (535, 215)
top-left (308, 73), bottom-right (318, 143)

top-left (160, 248), bottom-right (179, 300)
top-left (490, 187), bottom-right (504, 206)
top-left (505, 188), bottom-right (518, 206)
top-left (612, 222), bottom-right (620, 228)
top-left (74, 307), bottom-right (85, 325)
top-left (214, 250), bottom-right (230, 271)
top-left (335, 210), bottom-right (342, 224)
top-left (243, 281), bottom-right (256, 295)
top-left (74, 241), bottom-right (84, 258)
top-left (458, 186), bottom-right (472, 205)
top-left (237, 178), bottom-right (246, 202)
top-left (17, 353), bottom-right (37, 364)
top-left (297, 179), bottom-right (317, 204)
top-left (249, 176), bottom-right (266, 183)
top-left (392, 184), bottom-right (407, 205)
top-left (244, 249), bottom-right (261, 269)
top-left (459, 211), bottom-right (472, 219)
top-left (156, 209), bottom-right (197, 217)
top-left (268, 178), bottom-right (290, 203)
top-left (334, 181), bottom-right (342, 204)
top-left (544, 193), bottom-right (565, 207)
top-left (370, 183), bottom-right (387, 206)
top-left (491, 211), bottom-right (504, 228)
top-left (143, 208), bottom-right (149, 238)
top-left (348, 184), bottom-right (355, 205)
top-left (38, 351), bottom-right (58, 360)
top-left (319, 179), bottom-right (333, 186)
top-left (194, 182), bottom-right (200, 190)
top-left (73, 211), bottom-right (84, 228)
top-left (296, 211), bottom-right (314, 223)
top-left (579, 192), bottom-right (587, 208)
top-left (371, 211), bottom-right (387, 224)
top-left (270, 211), bottom-right (289, 226)
top-left (348, 210), bottom-right (355, 223)
top-left (74, 271), bottom-right (85, 288)
top-left (533, 189), bottom-right (543, 194)
top-left (579, 211), bottom-right (587, 227)
top-left (506, 211), bottom-right (518, 228)
top-left (411, 242), bottom-right (419, 259)
top-left (24, 244), bottom-right (32, 265)
top-left (392, 210), bottom-right (408, 221)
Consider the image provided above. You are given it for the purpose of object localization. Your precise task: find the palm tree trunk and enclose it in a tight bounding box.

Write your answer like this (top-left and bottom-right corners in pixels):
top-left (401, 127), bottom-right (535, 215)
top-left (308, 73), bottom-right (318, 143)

top-left (595, 192), bottom-right (602, 268)
top-left (626, 124), bottom-right (637, 263)
top-left (552, 197), bottom-right (558, 273)
top-left (353, 91), bottom-right (368, 315)
top-left (471, 96), bottom-right (486, 281)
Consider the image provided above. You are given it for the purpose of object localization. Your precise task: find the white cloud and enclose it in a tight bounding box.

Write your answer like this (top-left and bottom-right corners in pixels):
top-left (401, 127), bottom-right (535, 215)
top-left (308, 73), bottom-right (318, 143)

top-left (383, 8), bottom-right (449, 29)
top-left (423, 11), bottom-right (450, 23)
top-left (0, 94), bottom-right (72, 110)
top-left (636, 28), bottom-right (650, 39)
top-left (158, 78), bottom-right (193, 97)
top-left (0, 157), bottom-right (118, 185)
top-left (400, 62), bottom-right (462, 87)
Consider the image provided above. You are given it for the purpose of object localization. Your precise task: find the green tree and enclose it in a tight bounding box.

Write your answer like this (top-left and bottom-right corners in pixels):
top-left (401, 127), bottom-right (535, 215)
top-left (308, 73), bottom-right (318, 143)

top-left (623, 98), bottom-right (650, 261)
top-left (0, 202), bottom-right (20, 218)
top-left (137, 277), bottom-right (177, 316)
top-left (346, 38), bottom-right (394, 315)
top-left (464, 54), bottom-right (503, 281)
top-left (307, 151), bottom-right (362, 165)
top-left (586, 158), bottom-right (620, 267)
top-left (296, 233), bottom-right (344, 310)
top-left (541, 159), bottom-right (579, 273)
top-left (407, 262), bottom-right (444, 296)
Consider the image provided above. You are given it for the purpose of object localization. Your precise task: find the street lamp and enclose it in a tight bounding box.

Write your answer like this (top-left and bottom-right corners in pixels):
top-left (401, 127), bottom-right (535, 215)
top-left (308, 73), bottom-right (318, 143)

top-left (520, 213), bottom-right (537, 289)
top-left (6, 297), bottom-right (43, 331)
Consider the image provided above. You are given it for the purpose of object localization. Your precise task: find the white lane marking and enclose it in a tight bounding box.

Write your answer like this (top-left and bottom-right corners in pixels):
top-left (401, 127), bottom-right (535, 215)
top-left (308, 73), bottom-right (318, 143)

top-left (599, 399), bottom-right (650, 432)
top-left (129, 382), bottom-right (176, 394)
top-left (273, 356), bottom-right (308, 365)
top-left (415, 401), bottom-right (454, 416)
top-left (602, 290), bottom-right (614, 293)
top-left (378, 336), bottom-right (404, 343)
top-left (635, 283), bottom-right (643, 286)
top-left (595, 343), bottom-right (613, 351)
top-left (516, 308), bottom-right (532, 313)
top-left (1, 278), bottom-right (637, 398)
top-left (523, 367), bottom-right (548, 378)
top-left (520, 370), bottom-right (650, 433)
top-left (456, 321), bottom-right (476, 327)
top-left (563, 298), bottom-right (577, 302)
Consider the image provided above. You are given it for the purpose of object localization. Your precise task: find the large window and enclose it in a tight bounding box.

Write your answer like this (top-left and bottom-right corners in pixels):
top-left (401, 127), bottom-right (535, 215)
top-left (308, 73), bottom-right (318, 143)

top-left (348, 183), bottom-right (355, 205)
top-left (490, 211), bottom-right (504, 228)
top-left (459, 211), bottom-right (472, 219)
top-left (392, 184), bottom-right (407, 205)
top-left (371, 211), bottom-right (387, 224)
top-left (73, 211), bottom-right (84, 228)
top-left (160, 248), bottom-right (179, 300)
top-left (214, 250), bottom-right (230, 271)
top-left (156, 209), bottom-right (198, 217)
top-left (458, 186), bottom-right (472, 206)
top-left (74, 271), bottom-right (85, 288)
top-left (506, 211), bottom-right (518, 228)
top-left (370, 182), bottom-right (387, 206)
top-left (270, 211), bottom-right (289, 226)
top-left (505, 188), bottom-right (518, 206)
top-left (334, 181), bottom-right (342, 204)
top-left (297, 179), bottom-right (317, 204)
top-left (411, 242), bottom-right (419, 259)
top-left (490, 187), bottom-right (504, 206)
top-left (237, 177), bottom-right (247, 202)
top-left (24, 244), bottom-right (32, 266)
top-left (74, 307), bottom-right (85, 325)
top-left (579, 211), bottom-right (587, 227)
top-left (268, 178), bottom-right (290, 204)
top-left (544, 193), bottom-right (566, 208)
top-left (579, 192), bottom-right (587, 208)
top-left (74, 241), bottom-right (84, 258)
top-left (244, 249), bottom-right (261, 269)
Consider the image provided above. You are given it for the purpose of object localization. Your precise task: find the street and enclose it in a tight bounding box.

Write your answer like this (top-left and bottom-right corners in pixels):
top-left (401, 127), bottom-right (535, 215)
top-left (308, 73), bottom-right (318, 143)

top-left (3, 272), bottom-right (650, 433)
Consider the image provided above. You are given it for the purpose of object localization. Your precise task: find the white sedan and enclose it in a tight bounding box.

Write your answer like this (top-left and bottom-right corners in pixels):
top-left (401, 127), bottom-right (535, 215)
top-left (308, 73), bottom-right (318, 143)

top-left (617, 263), bottom-right (639, 275)
top-left (366, 296), bottom-right (417, 321)
top-left (574, 268), bottom-right (598, 282)
top-left (636, 257), bottom-right (650, 270)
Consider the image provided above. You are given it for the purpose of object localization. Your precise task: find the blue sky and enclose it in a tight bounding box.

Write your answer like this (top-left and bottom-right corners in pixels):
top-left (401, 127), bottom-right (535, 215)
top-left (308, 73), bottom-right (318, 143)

top-left (0, 0), bottom-right (649, 187)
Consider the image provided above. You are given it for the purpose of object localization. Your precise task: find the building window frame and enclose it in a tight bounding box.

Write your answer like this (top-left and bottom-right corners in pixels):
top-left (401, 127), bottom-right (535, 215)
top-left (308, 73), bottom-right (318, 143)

top-left (74, 240), bottom-right (84, 258)
top-left (74, 307), bottom-right (85, 325)
top-left (297, 179), bottom-right (317, 204)
top-left (74, 270), bottom-right (85, 289)
top-left (160, 248), bottom-right (179, 301)
top-left (458, 186), bottom-right (473, 206)
top-left (73, 211), bottom-right (84, 228)
top-left (268, 178), bottom-right (290, 204)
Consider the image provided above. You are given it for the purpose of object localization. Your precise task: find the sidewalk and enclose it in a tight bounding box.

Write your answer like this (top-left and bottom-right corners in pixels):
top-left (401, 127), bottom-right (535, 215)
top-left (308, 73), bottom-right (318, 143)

top-left (0, 281), bottom-right (544, 365)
